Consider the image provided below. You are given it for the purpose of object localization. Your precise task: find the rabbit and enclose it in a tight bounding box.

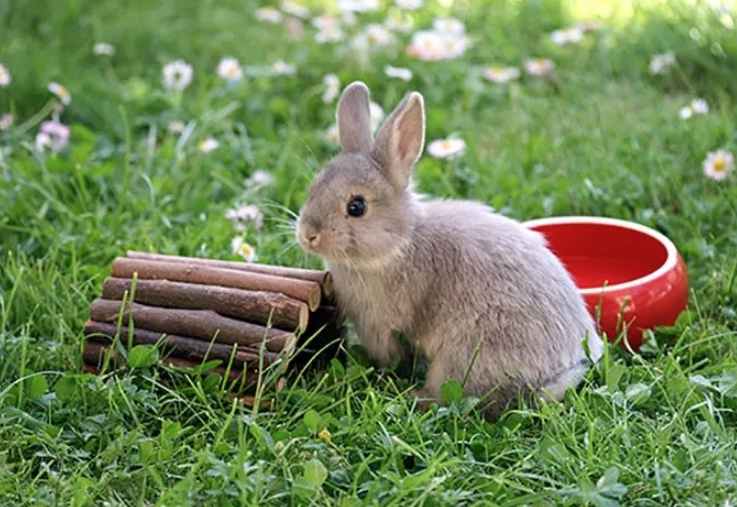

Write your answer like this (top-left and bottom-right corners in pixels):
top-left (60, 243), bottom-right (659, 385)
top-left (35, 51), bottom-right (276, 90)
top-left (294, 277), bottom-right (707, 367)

top-left (296, 81), bottom-right (604, 421)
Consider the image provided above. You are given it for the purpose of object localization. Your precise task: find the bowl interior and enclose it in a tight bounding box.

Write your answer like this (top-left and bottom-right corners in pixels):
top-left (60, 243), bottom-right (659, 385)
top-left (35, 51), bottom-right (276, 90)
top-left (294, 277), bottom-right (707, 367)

top-left (527, 220), bottom-right (670, 290)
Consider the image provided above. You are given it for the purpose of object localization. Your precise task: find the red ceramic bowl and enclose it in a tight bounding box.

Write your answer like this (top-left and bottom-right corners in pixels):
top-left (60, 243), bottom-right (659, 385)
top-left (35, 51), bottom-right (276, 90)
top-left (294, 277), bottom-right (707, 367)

top-left (522, 216), bottom-right (689, 351)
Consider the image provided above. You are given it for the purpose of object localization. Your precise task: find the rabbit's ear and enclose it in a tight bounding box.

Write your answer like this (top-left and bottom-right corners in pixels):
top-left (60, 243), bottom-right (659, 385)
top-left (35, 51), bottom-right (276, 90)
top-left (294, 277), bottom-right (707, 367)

top-left (371, 91), bottom-right (425, 190)
top-left (337, 81), bottom-right (374, 153)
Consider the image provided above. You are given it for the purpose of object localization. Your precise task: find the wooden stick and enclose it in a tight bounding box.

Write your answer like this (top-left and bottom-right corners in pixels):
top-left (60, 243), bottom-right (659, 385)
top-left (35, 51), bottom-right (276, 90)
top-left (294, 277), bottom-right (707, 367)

top-left (89, 299), bottom-right (295, 353)
top-left (112, 257), bottom-right (322, 311)
top-left (83, 320), bottom-right (279, 367)
top-left (82, 341), bottom-right (258, 384)
top-left (102, 277), bottom-right (308, 332)
top-left (126, 250), bottom-right (333, 297)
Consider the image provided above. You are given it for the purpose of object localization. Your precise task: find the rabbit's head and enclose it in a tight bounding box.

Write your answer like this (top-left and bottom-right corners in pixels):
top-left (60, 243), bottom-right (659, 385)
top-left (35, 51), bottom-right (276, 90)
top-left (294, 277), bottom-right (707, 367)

top-left (297, 81), bottom-right (425, 268)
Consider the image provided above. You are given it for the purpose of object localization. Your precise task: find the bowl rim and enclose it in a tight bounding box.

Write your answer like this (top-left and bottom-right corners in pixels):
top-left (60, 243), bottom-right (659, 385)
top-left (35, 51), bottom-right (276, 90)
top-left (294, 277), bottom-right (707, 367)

top-left (522, 216), bottom-right (679, 295)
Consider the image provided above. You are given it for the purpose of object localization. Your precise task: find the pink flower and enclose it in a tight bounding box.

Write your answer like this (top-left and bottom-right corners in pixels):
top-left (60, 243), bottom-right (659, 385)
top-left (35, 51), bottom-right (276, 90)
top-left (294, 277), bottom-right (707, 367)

top-left (36, 120), bottom-right (70, 153)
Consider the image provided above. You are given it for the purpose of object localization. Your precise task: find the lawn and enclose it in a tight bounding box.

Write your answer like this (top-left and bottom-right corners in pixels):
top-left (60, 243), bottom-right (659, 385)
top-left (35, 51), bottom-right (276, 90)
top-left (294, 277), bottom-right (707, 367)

top-left (2, 0), bottom-right (737, 505)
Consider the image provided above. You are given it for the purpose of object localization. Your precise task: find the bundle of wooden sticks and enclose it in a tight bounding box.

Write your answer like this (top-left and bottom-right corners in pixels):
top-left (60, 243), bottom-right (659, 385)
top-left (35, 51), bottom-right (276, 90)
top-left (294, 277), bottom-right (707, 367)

top-left (81, 251), bottom-right (343, 395)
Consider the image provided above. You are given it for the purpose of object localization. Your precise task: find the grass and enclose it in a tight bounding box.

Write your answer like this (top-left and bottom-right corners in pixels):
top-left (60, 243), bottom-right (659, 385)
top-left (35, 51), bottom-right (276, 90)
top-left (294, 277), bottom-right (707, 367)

top-left (2, 0), bottom-right (737, 505)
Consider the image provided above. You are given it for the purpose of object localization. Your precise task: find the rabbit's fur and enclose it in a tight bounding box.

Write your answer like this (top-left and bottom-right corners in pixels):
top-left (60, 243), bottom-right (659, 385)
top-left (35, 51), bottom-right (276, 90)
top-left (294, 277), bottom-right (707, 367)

top-left (297, 82), bottom-right (603, 420)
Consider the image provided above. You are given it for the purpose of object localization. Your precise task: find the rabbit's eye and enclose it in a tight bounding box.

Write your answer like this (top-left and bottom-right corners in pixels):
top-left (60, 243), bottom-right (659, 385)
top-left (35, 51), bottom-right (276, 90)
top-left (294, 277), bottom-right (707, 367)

top-left (347, 196), bottom-right (366, 217)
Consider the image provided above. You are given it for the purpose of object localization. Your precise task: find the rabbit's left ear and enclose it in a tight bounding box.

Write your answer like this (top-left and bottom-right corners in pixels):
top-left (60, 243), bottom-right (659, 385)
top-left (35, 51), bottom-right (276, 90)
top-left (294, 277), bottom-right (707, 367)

top-left (337, 81), bottom-right (374, 153)
top-left (371, 91), bottom-right (425, 191)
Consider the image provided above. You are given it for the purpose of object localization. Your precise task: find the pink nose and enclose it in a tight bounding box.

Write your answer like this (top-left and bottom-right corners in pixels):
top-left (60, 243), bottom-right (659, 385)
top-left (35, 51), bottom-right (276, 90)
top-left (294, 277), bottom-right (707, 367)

top-left (299, 230), bottom-right (321, 247)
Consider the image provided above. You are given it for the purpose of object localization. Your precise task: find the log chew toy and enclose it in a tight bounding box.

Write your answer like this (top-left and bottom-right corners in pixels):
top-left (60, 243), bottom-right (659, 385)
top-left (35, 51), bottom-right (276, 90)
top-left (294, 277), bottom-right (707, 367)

top-left (82, 251), bottom-right (343, 401)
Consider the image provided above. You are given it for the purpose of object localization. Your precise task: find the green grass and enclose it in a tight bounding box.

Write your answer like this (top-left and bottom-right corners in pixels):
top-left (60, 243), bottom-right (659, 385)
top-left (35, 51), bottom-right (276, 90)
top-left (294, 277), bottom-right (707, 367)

top-left (2, 0), bottom-right (737, 505)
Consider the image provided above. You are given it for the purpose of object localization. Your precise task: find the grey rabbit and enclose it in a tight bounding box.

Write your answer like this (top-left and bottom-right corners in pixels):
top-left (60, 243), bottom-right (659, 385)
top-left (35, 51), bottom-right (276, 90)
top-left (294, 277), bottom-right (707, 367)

top-left (296, 81), bottom-right (604, 420)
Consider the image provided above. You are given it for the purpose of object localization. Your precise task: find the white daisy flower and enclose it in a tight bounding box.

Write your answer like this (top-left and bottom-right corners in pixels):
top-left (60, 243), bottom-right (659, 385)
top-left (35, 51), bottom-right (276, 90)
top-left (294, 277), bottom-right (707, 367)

top-left (284, 17), bottom-right (306, 40)
top-left (0, 113), bottom-right (13, 131)
top-left (432, 17), bottom-right (465, 36)
top-left (524, 58), bottom-right (555, 76)
top-left (312, 15), bottom-right (340, 31)
top-left (385, 65), bottom-right (413, 81)
top-left (231, 236), bottom-right (258, 262)
top-left (649, 51), bottom-right (675, 75)
top-left (702, 149), bottom-right (734, 181)
top-left (217, 57), bottom-right (243, 82)
top-left (441, 35), bottom-right (471, 59)
top-left (427, 138), bottom-right (466, 159)
top-left (48, 82), bottom-right (72, 105)
top-left (323, 74), bottom-right (341, 103)
top-left (370, 101), bottom-right (384, 132)
top-left (396, 0), bottom-right (423, 9)
top-left (254, 6), bottom-right (282, 23)
top-left (365, 23), bottom-right (395, 47)
top-left (225, 204), bottom-right (264, 230)
top-left (690, 98), bottom-right (708, 115)
top-left (280, 1), bottom-right (310, 19)
top-left (550, 27), bottom-right (584, 45)
top-left (407, 31), bottom-right (446, 61)
top-left (0, 63), bottom-right (10, 87)
top-left (323, 124), bottom-right (340, 145)
top-left (35, 120), bottom-right (70, 153)
top-left (162, 60), bottom-right (193, 91)
top-left (245, 169), bottom-right (274, 188)
top-left (484, 66), bottom-right (520, 84)
top-left (316, 27), bottom-right (345, 43)
top-left (337, 0), bottom-right (378, 13)
top-left (168, 121), bottom-right (186, 133)
top-left (197, 138), bottom-right (219, 153)
top-left (93, 42), bottom-right (116, 56)
top-left (270, 60), bottom-right (297, 76)
top-left (679, 106), bottom-right (693, 120)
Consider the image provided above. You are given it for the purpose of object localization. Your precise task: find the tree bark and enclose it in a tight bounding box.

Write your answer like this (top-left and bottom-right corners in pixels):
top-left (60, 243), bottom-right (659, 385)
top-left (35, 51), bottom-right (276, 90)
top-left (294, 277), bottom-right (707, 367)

top-left (102, 277), bottom-right (308, 332)
top-left (84, 320), bottom-right (279, 367)
top-left (112, 257), bottom-right (322, 310)
top-left (89, 299), bottom-right (295, 353)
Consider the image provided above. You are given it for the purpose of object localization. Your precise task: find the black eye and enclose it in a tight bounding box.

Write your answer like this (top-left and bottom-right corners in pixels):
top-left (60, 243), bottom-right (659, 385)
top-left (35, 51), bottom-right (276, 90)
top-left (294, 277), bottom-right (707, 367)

top-left (347, 196), bottom-right (366, 217)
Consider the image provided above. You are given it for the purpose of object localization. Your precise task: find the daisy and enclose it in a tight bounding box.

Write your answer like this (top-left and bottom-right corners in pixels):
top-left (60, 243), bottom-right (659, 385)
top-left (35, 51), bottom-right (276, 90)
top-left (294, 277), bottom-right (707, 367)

top-left (370, 101), bottom-right (384, 132)
top-left (0, 113), bottom-right (13, 131)
top-left (93, 42), bottom-right (116, 56)
top-left (35, 120), bottom-right (70, 153)
top-left (245, 169), bottom-right (274, 188)
top-left (48, 82), bottom-right (72, 105)
top-left (323, 124), bottom-right (340, 145)
top-left (690, 98), bottom-right (708, 115)
top-left (678, 106), bottom-right (693, 120)
top-left (441, 35), bottom-right (471, 60)
top-left (364, 24), bottom-right (395, 47)
top-left (407, 31), bottom-right (446, 61)
top-left (254, 6), bottom-right (282, 23)
top-left (385, 65), bottom-right (413, 81)
top-left (162, 60), bottom-right (193, 91)
top-left (197, 138), bottom-right (219, 153)
top-left (484, 66), bottom-right (520, 84)
top-left (270, 60), bottom-right (297, 76)
top-left (702, 149), bottom-right (734, 181)
top-left (0, 63), bottom-right (10, 87)
top-left (168, 121), bottom-right (186, 133)
top-left (217, 57), bottom-right (243, 82)
top-left (524, 58), bottom-right (555, 76)
top-left (316, 27), bottom-right (345, 43)
top-left (337, 0), bottom-right (378, 13)
top-left (433, 17), bottom-right (465, 36)
top-left (225, 204), bottom-right (264, 230)
top-left (312, 15), bottom-right (340, 31)
top-left (280, 1), bottom-right (310, 19)
top-left (284, 17), bottom-right (306, 40)
top-left (427, 138), bottom-right (466, 159)
top-left (649, 51), bottom-right (675, 75)
top-left (231, 236), bottom-right (258, 262)
top-left (550, 27), bottom-right (583, 45)
top-left (396, 0), bottom-right (423, 9)
top-left (323, 74), bottom-right (341, 103)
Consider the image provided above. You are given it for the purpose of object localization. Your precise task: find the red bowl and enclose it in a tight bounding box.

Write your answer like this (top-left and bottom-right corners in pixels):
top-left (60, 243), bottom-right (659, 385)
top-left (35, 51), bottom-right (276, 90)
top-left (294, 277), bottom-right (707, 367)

top-left (523, 216), bottom-right (689, 351)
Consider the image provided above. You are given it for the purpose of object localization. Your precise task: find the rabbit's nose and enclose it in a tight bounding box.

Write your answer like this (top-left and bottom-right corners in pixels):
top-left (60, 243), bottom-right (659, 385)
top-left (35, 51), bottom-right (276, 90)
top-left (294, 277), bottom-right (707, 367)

top-left (298, 227), bottom-right (322, 248)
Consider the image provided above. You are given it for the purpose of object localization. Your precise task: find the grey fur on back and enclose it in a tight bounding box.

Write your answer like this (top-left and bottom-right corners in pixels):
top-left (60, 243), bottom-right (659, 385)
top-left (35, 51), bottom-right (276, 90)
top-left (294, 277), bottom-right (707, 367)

top-left (297, 81), bottom-right (604, 420)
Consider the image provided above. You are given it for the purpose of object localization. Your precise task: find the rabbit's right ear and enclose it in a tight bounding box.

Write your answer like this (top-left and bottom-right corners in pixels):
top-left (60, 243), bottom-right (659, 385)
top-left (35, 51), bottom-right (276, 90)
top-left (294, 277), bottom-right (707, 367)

top-left (337, 81), bottom-right (373, 153)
